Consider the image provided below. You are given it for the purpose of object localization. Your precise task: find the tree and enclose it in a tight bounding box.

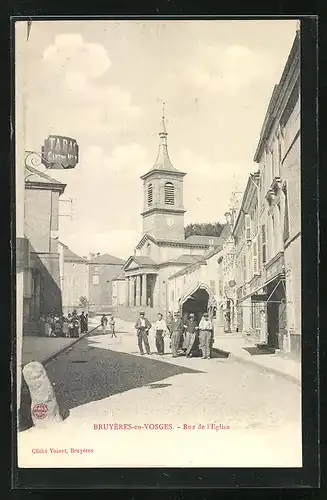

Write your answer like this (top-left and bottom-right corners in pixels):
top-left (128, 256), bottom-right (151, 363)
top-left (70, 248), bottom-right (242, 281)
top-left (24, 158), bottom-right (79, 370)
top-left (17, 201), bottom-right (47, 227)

top-left (184, 221), bottom-right (224, 239)
top-left (79, 296), bottom-right (88, 308)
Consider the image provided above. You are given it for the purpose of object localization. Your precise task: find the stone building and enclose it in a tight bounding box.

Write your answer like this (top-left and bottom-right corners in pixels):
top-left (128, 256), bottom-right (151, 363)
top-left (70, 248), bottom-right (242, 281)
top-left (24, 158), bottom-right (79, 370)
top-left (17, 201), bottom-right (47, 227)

top-left (115, 114), bottom-right (223, 319)
top-left (253, 29), bottom-right (300, 356)
top-left (231, 30), bottom-right (300, 356)
top-left (88, 253), bottom-right (125, 313)
top-left (23, 165), bottom-right (66, 327)
top-left (58, 241), bottom-right (89, 315)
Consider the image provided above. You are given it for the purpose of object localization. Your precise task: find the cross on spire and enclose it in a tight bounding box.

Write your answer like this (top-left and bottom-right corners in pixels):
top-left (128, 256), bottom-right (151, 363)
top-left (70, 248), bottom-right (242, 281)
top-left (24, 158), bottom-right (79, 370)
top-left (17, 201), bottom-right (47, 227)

top-left (162, 101), bottom-right (166, 120)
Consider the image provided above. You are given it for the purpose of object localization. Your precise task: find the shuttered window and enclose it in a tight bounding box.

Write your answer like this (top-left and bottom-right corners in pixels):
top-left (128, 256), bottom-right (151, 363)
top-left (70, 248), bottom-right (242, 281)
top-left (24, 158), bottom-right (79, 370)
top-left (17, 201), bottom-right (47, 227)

top-left (261, 225), bottom-right (267, 264)
top-left (283, 184), bottom-right (290, 242)
top-left (245, 214), bottom-right (251, 242)
top-left (253, 237), bottom-right (259, 275)
top-left (148, 183), bottom-right (153, 205)
top-left (164, 182), bottom-right (174, 205)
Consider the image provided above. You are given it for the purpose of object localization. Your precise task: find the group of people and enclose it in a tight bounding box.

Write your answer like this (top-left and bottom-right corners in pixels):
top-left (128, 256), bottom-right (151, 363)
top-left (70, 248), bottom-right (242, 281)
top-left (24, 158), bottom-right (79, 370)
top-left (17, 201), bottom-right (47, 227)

top-left (100, 314), bottom-right (116, 338)
top-left (134, 310), bottom-right (214, 359)
top-left (39, 311), bottom-right (89, 338)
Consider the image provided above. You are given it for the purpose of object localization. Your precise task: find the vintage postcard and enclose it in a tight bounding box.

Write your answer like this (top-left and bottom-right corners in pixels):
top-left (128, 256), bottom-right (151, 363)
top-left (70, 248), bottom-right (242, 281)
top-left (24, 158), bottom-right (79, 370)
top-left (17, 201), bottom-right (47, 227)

top-left (15, 18), bottom-right (303, 469)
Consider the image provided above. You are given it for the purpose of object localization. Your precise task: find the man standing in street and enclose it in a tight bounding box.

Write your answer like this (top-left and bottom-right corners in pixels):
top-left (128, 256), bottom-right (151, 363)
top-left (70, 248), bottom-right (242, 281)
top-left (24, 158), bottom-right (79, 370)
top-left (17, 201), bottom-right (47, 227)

top-left (153, 313), bottom-right (168, 355)
top-left (183, 313), bottom-right (199, 358)
top-left (170, 311), bottom-right (183, 358)
top-left (198, 311), bottom-right (214, 359)
top-left (135, 312), bottom-right (152, 355)
top-left (101, 314), bottom-right (108, 335)
top-left (109, 314), bottom-right (116, 338)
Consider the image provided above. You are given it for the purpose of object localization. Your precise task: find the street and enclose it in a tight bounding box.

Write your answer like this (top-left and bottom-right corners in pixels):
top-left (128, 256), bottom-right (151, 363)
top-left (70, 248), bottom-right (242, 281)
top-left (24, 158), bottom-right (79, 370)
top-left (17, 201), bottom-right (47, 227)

top-left (18, 318), bottom-right (302, 468)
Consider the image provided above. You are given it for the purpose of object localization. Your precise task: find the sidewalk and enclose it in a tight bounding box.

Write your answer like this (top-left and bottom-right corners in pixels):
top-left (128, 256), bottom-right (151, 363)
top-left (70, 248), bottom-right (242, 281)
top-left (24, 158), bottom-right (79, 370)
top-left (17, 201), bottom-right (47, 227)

top-left (22, 318), bottom-right (100, 366)
top-left (214, 334), bottom-right (301, 385)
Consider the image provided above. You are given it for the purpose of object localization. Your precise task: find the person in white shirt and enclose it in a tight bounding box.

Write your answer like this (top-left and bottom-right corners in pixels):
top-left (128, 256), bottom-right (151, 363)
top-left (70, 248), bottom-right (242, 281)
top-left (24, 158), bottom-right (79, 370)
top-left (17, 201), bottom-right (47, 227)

top-left (153, 313), bottom-right (168, 355)
top-left (198, 312), bottom-right (214, 359)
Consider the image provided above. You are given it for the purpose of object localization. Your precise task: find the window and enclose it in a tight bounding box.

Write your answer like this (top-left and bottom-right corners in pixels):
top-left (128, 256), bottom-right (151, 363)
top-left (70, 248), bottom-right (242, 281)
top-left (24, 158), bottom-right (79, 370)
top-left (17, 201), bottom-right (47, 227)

top-left (146, 243), bottom-right (151, 256)
top-left (92, 275), bottom-right (100, 286)
top-left (164, 182), bottom-right (174, 205)
top-left (148, 183), bottom-right (153, 205)
top-left (171, 290), bottom-right (174, 301)
top-left (261, 225), bottom-right (267, 264)
top-left (283, 184), bottom-right (290, 242)
top-left (209, 238), bottom-right (214, 246)
top-left (243, 255), bottom-right (247, 282)
top-left (245, 214), bottom-right (251, 242)
top-left (252, 237), bottom-right (259, 275)
top-left (94, 266), bottom-right (99, 273)
top-left (270, 149), bottom-right (274, 181)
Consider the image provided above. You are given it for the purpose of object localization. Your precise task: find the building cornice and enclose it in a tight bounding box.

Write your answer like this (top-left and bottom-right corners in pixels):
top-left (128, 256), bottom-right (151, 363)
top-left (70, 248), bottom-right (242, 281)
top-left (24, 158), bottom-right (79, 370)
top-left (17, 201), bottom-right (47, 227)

top-left (140, 168), bottom-right (186, 180)
top-left (141, 207), bottom-right (186, 217)
top-left (25, 180), bottom-right (66, 195)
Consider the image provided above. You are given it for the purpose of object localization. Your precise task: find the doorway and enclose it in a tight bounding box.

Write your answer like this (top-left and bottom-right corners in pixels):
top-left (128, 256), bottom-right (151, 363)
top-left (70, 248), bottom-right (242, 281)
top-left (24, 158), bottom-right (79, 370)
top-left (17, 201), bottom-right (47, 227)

top-left (182, 287), bottom-right (209, 324)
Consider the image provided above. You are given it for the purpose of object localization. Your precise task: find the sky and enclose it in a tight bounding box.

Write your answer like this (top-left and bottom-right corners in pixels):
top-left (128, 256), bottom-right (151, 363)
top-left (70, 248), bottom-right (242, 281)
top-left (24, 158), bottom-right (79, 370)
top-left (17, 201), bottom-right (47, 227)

top-left (17, 19), bottom-right (298, 259)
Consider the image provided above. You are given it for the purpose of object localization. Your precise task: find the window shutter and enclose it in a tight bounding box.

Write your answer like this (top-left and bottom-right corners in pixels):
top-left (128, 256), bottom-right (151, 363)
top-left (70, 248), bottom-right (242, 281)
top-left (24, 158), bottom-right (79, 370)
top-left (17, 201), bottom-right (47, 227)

top-left (261, 225), bottom-right (267, 264)
top-left (164, 182), bottom-right (174, 205)
top-left (253, 237), bottom-right (259, 275)
top-left (148, 183), bottom-right (153, 205)
top-left (245, 214), bottom-right (251, 242)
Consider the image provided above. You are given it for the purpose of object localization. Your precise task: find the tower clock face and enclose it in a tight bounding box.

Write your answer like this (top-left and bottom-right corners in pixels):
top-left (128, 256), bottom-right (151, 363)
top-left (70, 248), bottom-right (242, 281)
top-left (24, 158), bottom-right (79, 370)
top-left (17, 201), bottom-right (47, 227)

top-left (167, 218), bottom-right (175, 227)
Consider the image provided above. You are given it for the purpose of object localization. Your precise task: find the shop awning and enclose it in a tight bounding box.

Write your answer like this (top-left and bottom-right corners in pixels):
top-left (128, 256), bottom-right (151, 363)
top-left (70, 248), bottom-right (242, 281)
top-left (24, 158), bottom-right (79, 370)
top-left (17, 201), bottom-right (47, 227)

top-left (241, 273), bottom-right (286, 302)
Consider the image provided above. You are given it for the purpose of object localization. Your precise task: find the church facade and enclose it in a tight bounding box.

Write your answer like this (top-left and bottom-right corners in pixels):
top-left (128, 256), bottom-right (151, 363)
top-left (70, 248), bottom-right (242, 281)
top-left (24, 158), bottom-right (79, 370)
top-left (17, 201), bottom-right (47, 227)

top-left (113, 114), bottom-right (223, 315)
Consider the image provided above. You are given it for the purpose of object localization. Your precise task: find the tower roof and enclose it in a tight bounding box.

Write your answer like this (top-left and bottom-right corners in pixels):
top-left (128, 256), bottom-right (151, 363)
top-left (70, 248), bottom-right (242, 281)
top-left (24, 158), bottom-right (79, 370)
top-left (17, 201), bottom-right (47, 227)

top-left (141, 110), bottom-right (186, 179)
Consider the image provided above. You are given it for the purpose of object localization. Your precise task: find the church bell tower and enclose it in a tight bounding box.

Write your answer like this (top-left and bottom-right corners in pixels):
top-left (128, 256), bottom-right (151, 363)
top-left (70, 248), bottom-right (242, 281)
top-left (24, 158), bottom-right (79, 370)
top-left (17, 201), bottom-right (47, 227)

top-left (140, 108), bottom-right (186, 241)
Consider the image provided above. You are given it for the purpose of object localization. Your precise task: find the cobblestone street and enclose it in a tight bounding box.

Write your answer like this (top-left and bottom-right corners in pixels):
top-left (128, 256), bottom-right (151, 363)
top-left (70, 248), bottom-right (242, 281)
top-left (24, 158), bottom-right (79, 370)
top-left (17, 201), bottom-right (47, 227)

top-left (19, 318), bottom-right (302, 468)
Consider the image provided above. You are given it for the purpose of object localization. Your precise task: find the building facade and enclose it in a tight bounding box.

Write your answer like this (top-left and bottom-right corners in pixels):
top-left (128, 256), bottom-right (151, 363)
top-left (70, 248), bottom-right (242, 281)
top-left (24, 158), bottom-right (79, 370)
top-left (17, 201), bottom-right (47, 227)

top-left (231, 30), bottom-right (300, 357)
top-left (58, 242), bottom-right (89, 315)
top-left (88, 253), bottom-right (125, 313)
top-left (253, 29), bottom-right (301, 356)
top-left (23, 165), bottom-right (66, 322)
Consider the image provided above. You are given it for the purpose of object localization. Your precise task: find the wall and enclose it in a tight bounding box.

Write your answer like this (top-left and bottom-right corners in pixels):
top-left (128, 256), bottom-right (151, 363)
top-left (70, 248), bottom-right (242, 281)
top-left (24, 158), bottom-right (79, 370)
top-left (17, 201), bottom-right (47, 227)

top-left (142, 211), bottom-right (185, 241)
top-left (88, 263), bottom-right (123, 310)
top-left (62, 261), bottom-right (89, 313)
top-left (24, 189), bottom-right (51, 252)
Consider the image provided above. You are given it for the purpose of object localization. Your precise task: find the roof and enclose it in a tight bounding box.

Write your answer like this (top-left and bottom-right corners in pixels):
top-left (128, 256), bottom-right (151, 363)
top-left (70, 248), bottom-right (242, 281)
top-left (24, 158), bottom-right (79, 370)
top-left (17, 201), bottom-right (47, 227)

top-left (135, 233), bottom-right (222, 250)
top-left (111, 272), bottom-right (126, 281)
top-left (185, 235), bottom-right (223, 245)
top-left (25, 165), bottom-right (66, 194)
top-left (123, 255), bottom-right (158, 271)
top-left (163, 254), bottom-right (205, 265)
top-left (88, 253), bottom-right (125, 265)
top-left (59, 241), bottom-right (86, 263)
top-left (141, 116), bottom-right (186, 179)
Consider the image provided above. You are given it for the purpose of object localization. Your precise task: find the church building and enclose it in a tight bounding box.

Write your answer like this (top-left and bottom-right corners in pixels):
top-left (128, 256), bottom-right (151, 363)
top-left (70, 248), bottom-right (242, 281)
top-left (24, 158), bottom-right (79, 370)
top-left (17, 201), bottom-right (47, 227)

top-left (113, 113), bottom-right (223, 316)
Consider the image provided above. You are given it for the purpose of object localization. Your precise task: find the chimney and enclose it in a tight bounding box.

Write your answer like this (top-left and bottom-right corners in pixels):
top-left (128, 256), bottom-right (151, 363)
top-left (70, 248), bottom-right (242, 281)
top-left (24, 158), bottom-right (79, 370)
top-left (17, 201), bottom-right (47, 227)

top-left (89, 253), bottom-right (96, 260)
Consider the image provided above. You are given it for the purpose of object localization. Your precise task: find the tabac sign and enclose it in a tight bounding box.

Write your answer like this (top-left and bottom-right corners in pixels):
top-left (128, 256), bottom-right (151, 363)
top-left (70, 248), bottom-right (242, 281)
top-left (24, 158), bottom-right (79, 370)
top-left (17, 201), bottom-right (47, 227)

top-left (41, 135), bottom-right (79, 169)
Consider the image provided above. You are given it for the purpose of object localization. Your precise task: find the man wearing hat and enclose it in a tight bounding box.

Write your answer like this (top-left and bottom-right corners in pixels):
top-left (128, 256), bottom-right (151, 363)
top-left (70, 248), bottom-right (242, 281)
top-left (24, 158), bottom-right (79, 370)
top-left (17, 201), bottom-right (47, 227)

top-left (198, 311), bottom-right (214, 359)
top-left (170, 311), bottom-right (183, 358)
top-left (183, 313), bottom-right (199, 358)
top-left (134, 311), bottom-right (152, 355)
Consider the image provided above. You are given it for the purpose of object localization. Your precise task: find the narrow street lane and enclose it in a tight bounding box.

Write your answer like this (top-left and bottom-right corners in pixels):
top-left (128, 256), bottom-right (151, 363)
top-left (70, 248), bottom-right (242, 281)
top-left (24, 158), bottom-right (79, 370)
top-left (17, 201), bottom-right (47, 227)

top-left (19, 319), bottom-right (302, 468)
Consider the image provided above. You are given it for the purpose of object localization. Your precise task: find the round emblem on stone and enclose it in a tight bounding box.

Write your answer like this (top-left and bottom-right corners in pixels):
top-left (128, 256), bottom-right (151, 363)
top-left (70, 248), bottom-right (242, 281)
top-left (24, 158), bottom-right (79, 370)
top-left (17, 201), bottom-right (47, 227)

top-left (32, 403), bottom-right (48, 419)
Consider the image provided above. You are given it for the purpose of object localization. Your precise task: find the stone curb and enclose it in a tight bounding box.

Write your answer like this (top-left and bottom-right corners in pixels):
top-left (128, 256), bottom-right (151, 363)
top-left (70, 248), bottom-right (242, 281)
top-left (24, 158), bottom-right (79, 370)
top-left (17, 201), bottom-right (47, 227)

top-left (42, 324), bottom-right (101, 366)
top-left (220, 350), bottom-right (301, 386)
